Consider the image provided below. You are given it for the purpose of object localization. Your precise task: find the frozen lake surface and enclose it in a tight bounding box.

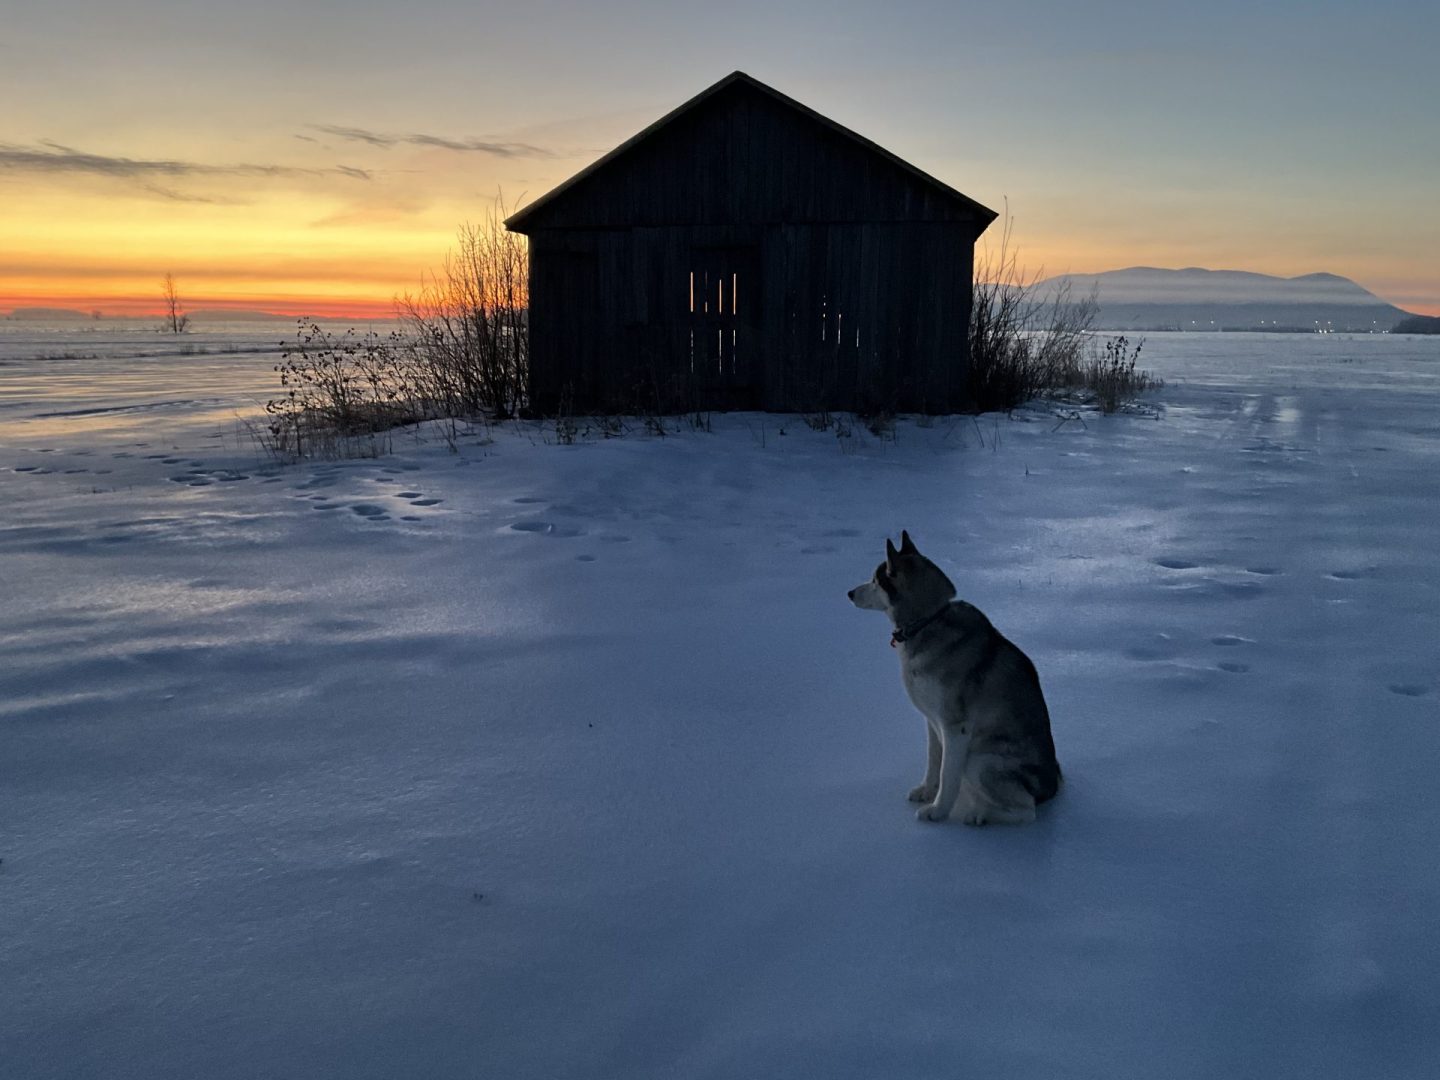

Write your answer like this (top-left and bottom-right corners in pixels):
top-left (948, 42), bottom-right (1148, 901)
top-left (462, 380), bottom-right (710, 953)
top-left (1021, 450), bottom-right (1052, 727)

top-left (2, 327), bottom-right (1438, 1078)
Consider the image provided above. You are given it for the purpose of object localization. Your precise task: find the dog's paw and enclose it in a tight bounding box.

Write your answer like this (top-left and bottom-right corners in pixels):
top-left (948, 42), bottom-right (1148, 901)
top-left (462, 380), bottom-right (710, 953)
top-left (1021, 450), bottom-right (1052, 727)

top-left (907, 783), bottom-right (937, 803)
top-left (915, 803), bottom-right (949, 822)
top-left (960, 808), bottom-right (989, 826)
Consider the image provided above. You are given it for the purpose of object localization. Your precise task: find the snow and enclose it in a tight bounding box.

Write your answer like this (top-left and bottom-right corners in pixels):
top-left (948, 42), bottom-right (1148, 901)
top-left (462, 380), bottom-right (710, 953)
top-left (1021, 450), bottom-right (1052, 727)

top-left (2, 326), bottom-right (1438, 1079)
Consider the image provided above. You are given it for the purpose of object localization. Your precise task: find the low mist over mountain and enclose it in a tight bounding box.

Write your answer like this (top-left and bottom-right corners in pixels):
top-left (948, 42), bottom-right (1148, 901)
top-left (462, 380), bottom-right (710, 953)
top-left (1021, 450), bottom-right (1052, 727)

top-left (1034, 267), bottom-right (1415, 332)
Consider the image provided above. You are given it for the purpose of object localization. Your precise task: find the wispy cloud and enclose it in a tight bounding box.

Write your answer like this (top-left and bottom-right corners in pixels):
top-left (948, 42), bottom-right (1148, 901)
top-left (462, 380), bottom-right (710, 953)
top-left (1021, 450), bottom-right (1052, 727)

top-left (0, 141), bottom-right (371, 182)
top-left (139, 184), bottom-right (245, 205)
top-left (307, 124), bottom-right (552, 158)
top-left (310, 124), bottom-right (399, 149)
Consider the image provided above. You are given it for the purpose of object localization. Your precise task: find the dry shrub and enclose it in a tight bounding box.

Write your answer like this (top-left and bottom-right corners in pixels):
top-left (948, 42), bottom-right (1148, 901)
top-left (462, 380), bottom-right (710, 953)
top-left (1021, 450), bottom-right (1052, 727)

top-left (262, 201), bottom-right (530, 460)
top-left (397, 200), bottom-right (529, 419)
top-left (968, 213), bottom-right (1097, 412)
top-left (968, 211), bottom-right (1160, 413)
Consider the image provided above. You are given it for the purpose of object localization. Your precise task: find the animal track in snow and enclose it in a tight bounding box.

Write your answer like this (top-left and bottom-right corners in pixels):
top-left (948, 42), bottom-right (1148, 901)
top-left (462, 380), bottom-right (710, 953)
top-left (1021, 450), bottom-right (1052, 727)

top-left (1154, 557), bottom-right (1199, 570)
top-left (283, 471), bottom-right (445, 525)
top-left (167, 466), bottom-right (249, 487)
top-left (509, 521), bottom-right (583, 538)
top-left (1388, 683), bottom-right (1430, 697)
top-left (1327, 567), bottom-right (1377, 581)
top-left (1217, 662), bottom-right (1250, 673)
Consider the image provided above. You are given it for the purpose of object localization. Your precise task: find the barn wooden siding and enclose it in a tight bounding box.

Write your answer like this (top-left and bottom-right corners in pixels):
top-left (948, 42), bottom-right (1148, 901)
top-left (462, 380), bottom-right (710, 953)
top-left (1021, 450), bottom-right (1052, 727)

top-left (509, 73), bottom-right (995, 415)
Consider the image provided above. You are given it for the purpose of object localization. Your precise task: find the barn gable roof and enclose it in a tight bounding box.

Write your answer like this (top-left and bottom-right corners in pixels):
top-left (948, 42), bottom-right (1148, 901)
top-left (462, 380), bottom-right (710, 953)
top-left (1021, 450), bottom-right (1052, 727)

top-left (505, 71), bottom-right (996, 233)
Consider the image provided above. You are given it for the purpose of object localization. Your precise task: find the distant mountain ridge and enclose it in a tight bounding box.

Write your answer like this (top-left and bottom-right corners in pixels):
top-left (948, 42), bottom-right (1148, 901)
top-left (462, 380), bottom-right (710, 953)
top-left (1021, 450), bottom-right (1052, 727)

top-left (1392, 314), bottom-right (1440, 334)
top-left (1033, 267), bottom-right (1417, 332)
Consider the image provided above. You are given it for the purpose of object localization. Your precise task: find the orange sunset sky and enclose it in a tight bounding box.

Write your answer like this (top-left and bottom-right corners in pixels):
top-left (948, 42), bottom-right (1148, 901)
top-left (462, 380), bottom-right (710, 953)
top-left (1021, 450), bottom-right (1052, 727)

top-left (4, 0), bottom-right (1438, 319)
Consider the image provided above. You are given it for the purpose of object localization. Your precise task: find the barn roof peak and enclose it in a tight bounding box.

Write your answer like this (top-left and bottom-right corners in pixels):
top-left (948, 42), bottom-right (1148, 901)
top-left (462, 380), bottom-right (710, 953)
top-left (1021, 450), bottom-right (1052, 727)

top-left (505, 70), bottom-right (996, 232)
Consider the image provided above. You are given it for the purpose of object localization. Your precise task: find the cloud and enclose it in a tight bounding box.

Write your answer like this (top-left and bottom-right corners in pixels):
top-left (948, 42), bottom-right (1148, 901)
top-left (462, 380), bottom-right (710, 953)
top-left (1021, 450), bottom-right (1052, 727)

top-left (139, 184), bottom-right (245, 205)
top-left (0, 141), bottom-right (371, 183)
top-left (307, 124), bottom-right (552, 158)
top-left (310, 124), bottom-right (399, 149)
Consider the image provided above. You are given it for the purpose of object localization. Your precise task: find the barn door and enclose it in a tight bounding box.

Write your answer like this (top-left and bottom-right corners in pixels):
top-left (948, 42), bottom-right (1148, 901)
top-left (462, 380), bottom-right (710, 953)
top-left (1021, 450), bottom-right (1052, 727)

top-left (688, 247), bottom-right (758, 408)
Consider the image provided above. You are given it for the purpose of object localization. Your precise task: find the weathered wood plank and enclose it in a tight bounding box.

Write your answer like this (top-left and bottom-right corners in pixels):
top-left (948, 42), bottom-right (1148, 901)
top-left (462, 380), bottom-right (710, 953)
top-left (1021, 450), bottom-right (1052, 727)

top-left (518, 79), bottom-right (988, 414)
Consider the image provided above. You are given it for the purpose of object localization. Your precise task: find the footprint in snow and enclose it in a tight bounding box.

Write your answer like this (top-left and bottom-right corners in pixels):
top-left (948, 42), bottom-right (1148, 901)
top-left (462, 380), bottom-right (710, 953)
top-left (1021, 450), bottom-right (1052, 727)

top-left (510, 521), bottom-right (583, 538)
top-left (168, 466), bottom-right (249, 486)
top-left (394, 491), bottom-right (443, 508)
top-left (350, 504), bottom-right (389, 520)
top-left (1328, 567), bottom-right (1376, 581)
top-left (1154, 557), bottom-right (1199, 570)
top-left (1217, 662), bottom-right (1250, 673)
top-left (1388, 684), bottom-right (1430, 698)
top-left (293, 473), bottom-right (340, 491)
top-left (1125, 639), bottom-right (1179, 661)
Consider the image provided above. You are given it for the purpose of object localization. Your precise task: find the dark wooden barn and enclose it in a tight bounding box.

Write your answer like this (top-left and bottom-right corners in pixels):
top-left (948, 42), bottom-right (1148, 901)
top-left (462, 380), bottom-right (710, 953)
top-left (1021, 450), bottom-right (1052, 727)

top-left (505, 71), bottom-right (997, 415)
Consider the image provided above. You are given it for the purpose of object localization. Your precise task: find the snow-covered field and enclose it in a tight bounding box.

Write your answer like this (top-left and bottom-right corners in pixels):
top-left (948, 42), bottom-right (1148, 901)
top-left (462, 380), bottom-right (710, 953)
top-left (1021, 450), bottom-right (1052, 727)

top-left (3, 325), bottom-right (1438, 1079)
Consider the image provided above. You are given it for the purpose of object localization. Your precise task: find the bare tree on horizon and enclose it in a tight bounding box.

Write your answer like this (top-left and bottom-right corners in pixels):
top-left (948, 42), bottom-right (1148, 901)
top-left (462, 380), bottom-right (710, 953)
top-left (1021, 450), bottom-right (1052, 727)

top-left (161, 273), bottom-right (189, 334)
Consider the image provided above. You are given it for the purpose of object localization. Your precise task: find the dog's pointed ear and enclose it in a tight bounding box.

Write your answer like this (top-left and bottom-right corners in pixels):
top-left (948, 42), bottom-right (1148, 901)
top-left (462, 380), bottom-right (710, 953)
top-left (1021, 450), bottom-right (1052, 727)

top-left (900, 530), bottom-right (918, 555)
top-left (885, 537), bottom-right (899, 566)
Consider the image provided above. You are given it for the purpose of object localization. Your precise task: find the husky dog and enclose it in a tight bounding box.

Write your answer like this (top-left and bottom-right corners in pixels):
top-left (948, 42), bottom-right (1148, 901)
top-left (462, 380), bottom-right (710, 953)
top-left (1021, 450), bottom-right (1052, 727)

top-left (848, 531), bottom-right (1061, 825)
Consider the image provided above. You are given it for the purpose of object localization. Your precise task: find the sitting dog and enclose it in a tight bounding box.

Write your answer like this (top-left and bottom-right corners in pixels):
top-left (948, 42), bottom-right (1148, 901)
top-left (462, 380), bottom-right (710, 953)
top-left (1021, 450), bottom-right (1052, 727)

top-left (848, 531), bottom-right (1061, 824)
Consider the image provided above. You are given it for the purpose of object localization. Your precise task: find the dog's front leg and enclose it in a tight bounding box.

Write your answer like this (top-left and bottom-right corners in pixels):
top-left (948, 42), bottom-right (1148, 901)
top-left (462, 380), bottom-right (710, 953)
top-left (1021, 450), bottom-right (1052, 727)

top-left (908, 722), bottom-right (941, 803)
top-left (916, 725), bottom-right (966, 822)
